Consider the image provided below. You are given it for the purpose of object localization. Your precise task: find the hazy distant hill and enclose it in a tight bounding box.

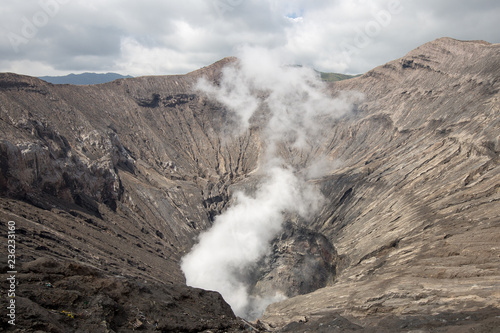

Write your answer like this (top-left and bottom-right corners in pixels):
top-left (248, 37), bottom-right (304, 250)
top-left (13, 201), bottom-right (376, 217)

top-left (39, 72), bottom-right (133, 85)
top-left (319, 71), bottom-right (361, 81)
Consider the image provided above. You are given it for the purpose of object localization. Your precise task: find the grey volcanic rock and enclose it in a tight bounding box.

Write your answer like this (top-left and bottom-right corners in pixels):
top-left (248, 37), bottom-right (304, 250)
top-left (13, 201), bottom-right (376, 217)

top-left (0, 58), bottom-right (255, 331)
top-left (250, 222), bottom-right (338, 298)
top-left (0, 257), bottom-right (238, 332)
top-left (0, 38), bottom-right (499, 331)
top-left (262, 38), bottom-right (500, 331)
top-left (0, 57), bottom-right (259, 281)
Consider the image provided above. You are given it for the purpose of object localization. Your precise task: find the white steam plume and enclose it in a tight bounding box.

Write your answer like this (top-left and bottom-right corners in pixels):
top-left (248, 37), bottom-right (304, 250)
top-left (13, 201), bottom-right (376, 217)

top-left (181, 163), bottom-right (322, 318)
top-left (181, 46), bottom-right (357, 319)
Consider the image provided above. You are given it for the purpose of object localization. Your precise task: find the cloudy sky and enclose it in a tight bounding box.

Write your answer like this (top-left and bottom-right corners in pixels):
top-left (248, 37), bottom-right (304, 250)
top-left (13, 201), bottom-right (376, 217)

top-left (0, 0), bottom-right (499, 77)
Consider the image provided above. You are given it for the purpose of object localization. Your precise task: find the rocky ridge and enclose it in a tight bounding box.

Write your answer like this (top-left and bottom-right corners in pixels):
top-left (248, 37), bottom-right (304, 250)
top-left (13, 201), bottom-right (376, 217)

top-left (263, 37), bottom-right (500, 331)
top-left (0, 38), bottom-right (499, 332)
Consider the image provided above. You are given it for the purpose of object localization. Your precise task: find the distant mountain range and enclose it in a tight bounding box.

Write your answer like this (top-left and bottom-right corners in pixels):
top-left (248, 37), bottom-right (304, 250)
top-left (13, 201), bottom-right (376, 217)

top-left (39, 72), bottom-right (133, 85)
top-left (318, 71), bottom-right (361, 81)
top-left (38, 71), bottom-right (357, 85)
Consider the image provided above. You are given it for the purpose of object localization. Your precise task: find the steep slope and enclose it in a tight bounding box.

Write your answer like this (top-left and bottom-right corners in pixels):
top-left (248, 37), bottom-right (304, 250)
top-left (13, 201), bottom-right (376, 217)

top-left (0, 38), bottom-right (499, 331)
top-left (263, 37), bottom-right (500, 331)
top-left (0, 58), bottom-right (257, 331)
top-left (0, 57), bottom-right (261, 280)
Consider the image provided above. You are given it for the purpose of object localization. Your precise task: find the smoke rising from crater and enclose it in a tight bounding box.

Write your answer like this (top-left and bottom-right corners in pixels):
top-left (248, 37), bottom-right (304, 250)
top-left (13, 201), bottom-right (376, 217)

top-left (181, 164), bottom-right (322, 318)
top-left (181, 46), bottom-right (358, 319)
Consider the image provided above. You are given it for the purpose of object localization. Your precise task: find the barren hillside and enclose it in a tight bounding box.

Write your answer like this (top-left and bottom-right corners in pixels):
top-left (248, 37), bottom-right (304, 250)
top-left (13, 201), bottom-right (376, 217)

top-left (1, 37), bottom-right (499, 332)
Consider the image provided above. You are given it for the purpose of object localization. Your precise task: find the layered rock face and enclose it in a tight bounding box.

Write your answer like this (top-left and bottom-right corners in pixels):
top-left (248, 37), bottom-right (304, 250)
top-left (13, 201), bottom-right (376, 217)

top-left (0, 38), bottom-right (499, 331)
top-left (0, 58), bottom-right (257, 331)
top-left (251, 222), bottom-right (338, 299)
top-left (263, 38), bottom-right (500, 331)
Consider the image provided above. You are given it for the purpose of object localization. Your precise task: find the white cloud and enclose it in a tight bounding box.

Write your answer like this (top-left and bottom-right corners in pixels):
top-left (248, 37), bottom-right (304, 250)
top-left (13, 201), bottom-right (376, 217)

top-left (0, 0), bottom-right (499, 76)
top-left (0, 59), bottom-right (68, 77)
top-left (118, 37), bottom-right (206, 76)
